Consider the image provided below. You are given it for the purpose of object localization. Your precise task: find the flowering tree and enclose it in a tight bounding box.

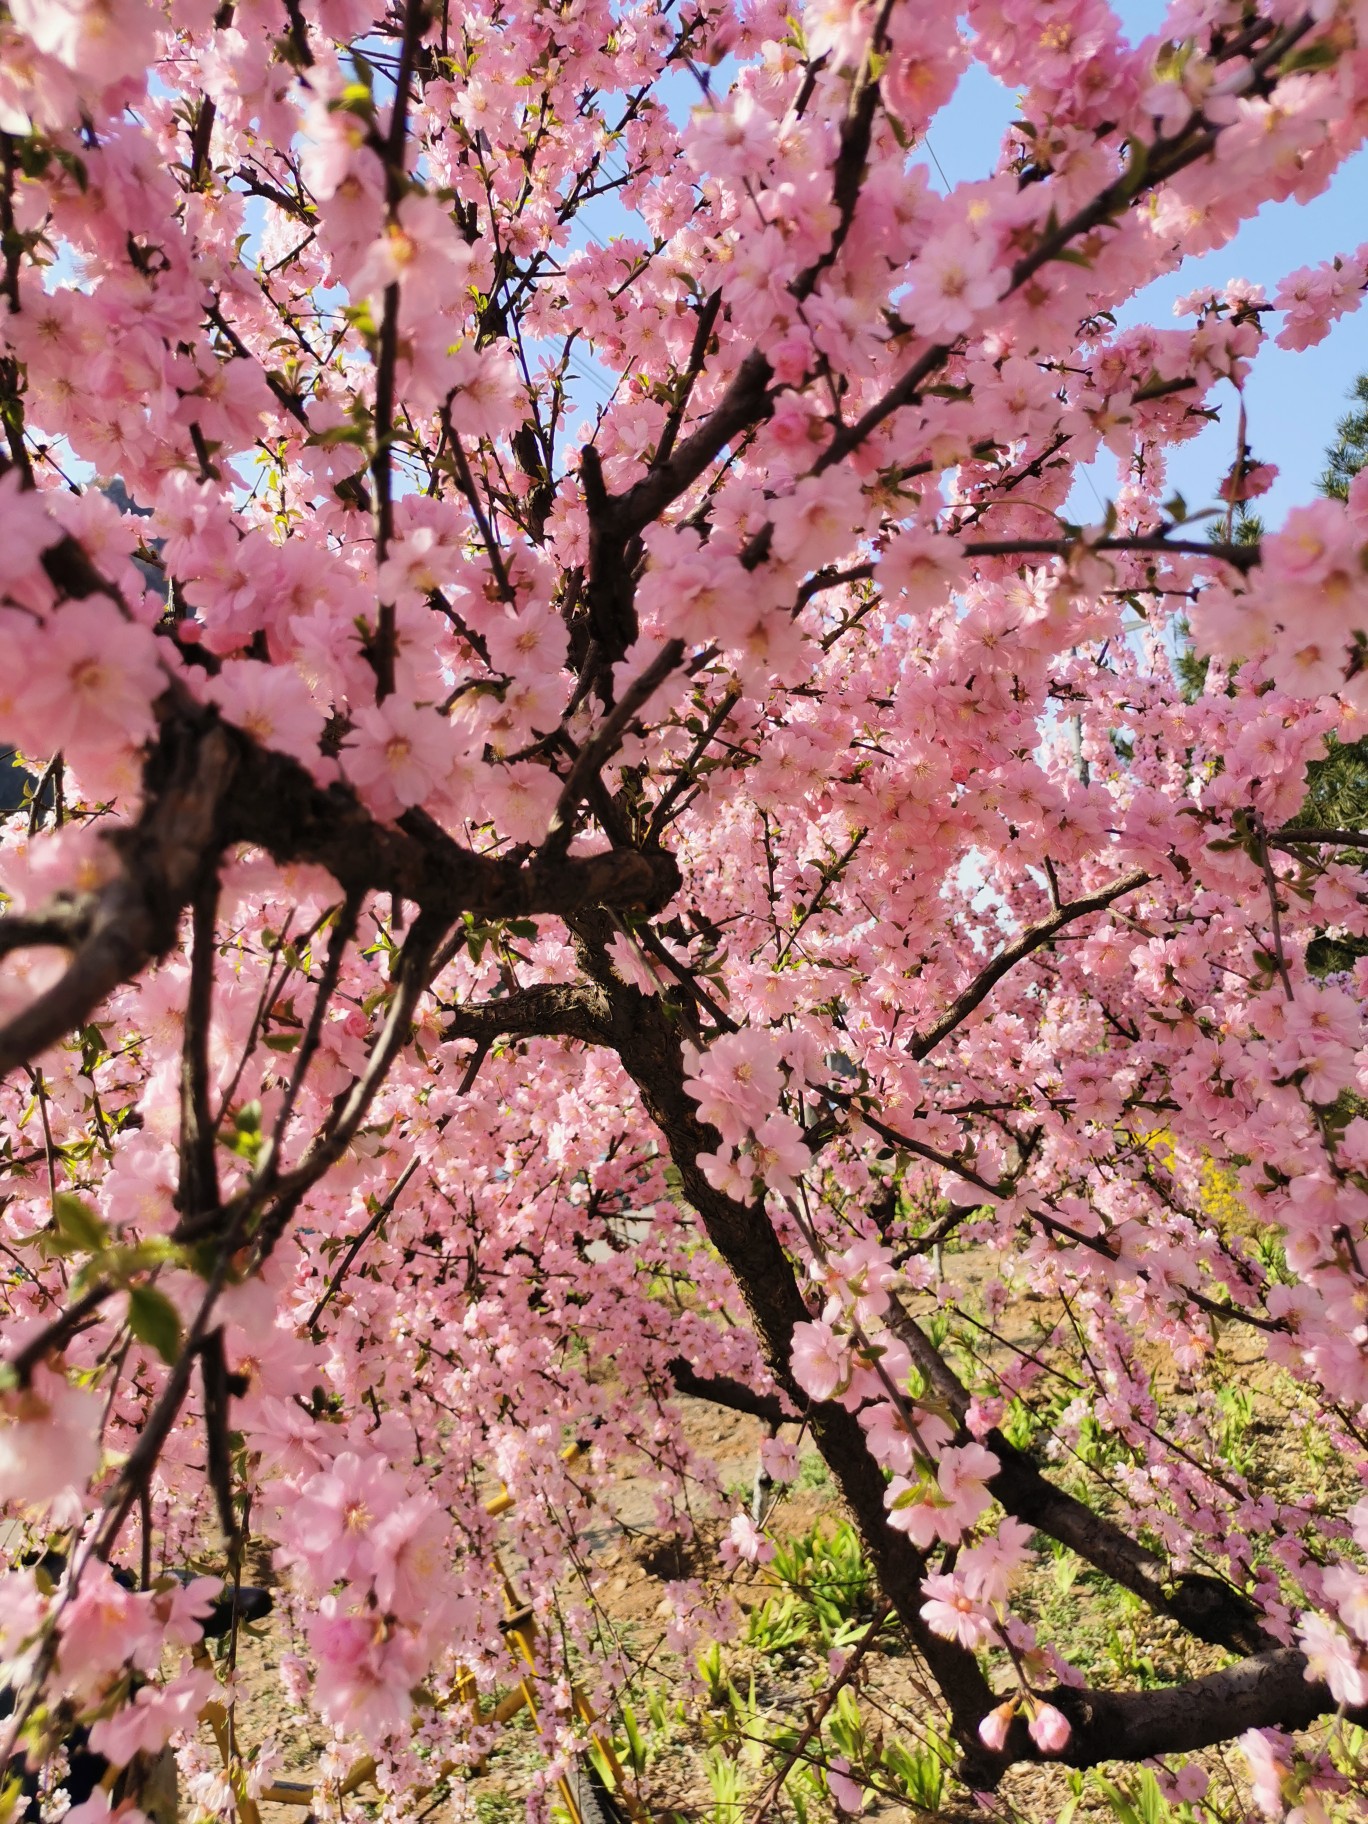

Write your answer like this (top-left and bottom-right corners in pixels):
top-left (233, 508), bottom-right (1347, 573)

top-left (6, 0), bottom-right (1368, 1815)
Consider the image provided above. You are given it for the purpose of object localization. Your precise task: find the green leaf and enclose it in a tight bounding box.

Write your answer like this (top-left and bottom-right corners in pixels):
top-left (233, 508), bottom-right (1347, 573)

top-left (52, 1193), bottom-right (107, 1253)
top-left (1279, 38), bottom-right (1339, 73)
top-left (127, 1286), bottom-right (183, 1365)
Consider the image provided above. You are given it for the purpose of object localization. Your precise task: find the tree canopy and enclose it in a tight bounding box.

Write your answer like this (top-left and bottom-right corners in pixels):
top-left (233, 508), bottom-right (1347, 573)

top-left (4, 1), bottom-right (1368, 1819)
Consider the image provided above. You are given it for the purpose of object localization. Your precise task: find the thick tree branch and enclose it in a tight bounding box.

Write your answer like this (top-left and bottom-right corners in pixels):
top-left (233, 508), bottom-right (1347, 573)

top-left (1007, 1650), bottom-right (1363, 1773)
top-left (561, 912), bottom-right (999, 1757)
top-left (887, 1304), bottom-right (1269, 1655)
top-left (960, 534), bottom-right (1260, 574)
top-left (666, 1358), bottom-right (792, 1426)
top-left (1270, 826), bottom-right (1368, 851)
top-left (178, 875), bottom-right (221, 1218)
top-left (544, 639), bottom-right (685, 858)
top-left (0, 697), bottom-right (677, 1079)
top-left (441, 981), bottom-right (609, 1047)
top-left (0, 717), bottom-right (236, 1076)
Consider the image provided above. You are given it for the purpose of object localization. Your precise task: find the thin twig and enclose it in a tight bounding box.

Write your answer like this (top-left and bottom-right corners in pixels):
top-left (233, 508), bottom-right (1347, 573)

top-left (544, 639), bottom-right (685, 859)
top-left (1251, 813), bottom-right (1294, 1002)
top-left (306, 1153), bottom-right (423, 1331)
top-left (751, 1601), bottom-right (893, 1821)
top-left (908, 870), bottom-right (1153, 1061)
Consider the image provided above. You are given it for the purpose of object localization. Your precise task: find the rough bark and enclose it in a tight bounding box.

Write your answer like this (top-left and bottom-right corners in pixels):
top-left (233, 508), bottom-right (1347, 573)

top-left (0, 698), bottom-right (675, 1077)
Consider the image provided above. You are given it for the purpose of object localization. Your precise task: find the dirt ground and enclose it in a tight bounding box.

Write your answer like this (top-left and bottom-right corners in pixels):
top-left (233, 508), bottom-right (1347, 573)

top-left (199, 1263), bottom-right (1360, 1824)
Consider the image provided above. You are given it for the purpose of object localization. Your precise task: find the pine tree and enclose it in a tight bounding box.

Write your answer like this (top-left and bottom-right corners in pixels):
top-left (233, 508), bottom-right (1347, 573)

top-left (1320, 371), bottom-right (1368, 501)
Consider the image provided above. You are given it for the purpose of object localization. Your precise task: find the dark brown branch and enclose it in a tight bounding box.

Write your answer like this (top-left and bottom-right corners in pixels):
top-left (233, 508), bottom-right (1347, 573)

top-left (178, 875), bottom-right (221, 1218)
top-left (988, 1439), bottom-right (1267, 1652)
top-left (441, 980), bottom-right (609, 1047)
top-left (0, 903), bottom-right (93, 957)
top-left (562, 911), bottom-right (999, 1760)
top-left (1003, 1649), bottom-right (1363, 1774)
top-left (266, 892), bottom-right (363, 1158)
top-left (368, 0), bottom-right (427, 700)
top-left (186, 3), bottom-right (233, 186)
top-left (579, 444), bottom-right (641, 682)
top-left (544, 639), bottom-right (685, 858)
top-left (4, 1281), bottom-right (114, 1388)
top-left (790, 0), bottom-right (896, 299)
top-left (1270, 826), bottom-right (1368, 850)
top-left (613, 348), bottom-right (774, 539)
top-left (198, 1329), bottom-right (238, 1544)
top-left (960, 534), bottom-right (1259, 574)
top-left (0, 694), bottom-right (677, 1081)
top-left (888, 1303), bottom-right (1267, 1654)
top-left (652, 288), bottom-right (723, 471)
top-left (908, 871), bottom-right (1152, 1061)
top-left (643, 686), bottom-right (741, 845)
top-left (0, 716), bottom-right (236, 1078)
top-left (832, 1098), bottom-right (1004, 1197)
top-left (666, 1358), bottom-right (791, 1426)
top-left (814, 14), bottom-right (1313, 476)
top-left (307, 1152), bottom-right (423, 1330)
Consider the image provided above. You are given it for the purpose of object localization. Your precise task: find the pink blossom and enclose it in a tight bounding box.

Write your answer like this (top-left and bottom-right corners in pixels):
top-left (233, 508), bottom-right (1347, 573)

top-left (0, 468), bottom-right (59, 595)
top-left (343, 700), bottom-right (453, 821)
top-left (1027, 1703), bottom-right (1071, 1754)
top-left (1299, 1611), bottom-right (1368, 1706)
top-left (936, 1443), bottom-right (999, 1529)
top-left (760, 1435), bottom-right (800, 1483)
top-left (58, 1568), bottom-right (163, 1696)
top-left (0, 1364), bottom-right (101, 1510)
top-left (10, 0), bottom-right (156, 90)
top-left (88, 1668), bottom-right (216, 1764)
top-left (790, 1320), bottom-right (848, 1403)
top-left (977, 1701), bottom-right (1015, 1753)
top-left (152, 1576), bottom-right (221, 1646)
top-left (720, 1511), bottom-right (775, 1566)
top-left (207, 660), bottom-right (325, 765)
top-left (885, 1477), bottom-right (941, 1547)
top-left (748, 1111), bottom-right (811, 1194)
top-left (906, 219), bottom-right (1007, 338)
top-left (281, 1451), bottom-right (406, 1590)
top-left (1240, 1729), bottom-right (1294, 1819)
top-left (958, 1517), bottom-right (1035, 1603)
top-left (683, 1031), bottom-right (785, 1142)
top-left (63, 1797), bottom-right (148, 1824)
top-left (607, 931), bottom-right (660, 995)
top-left (826, 1757), bottom-right (864, 1814)
top-left (920, 1572), bottom-right (994, 1648)
top-left (441, 343), bottom-right (526, 439)
top-left (12, 599), bottom-right (164, 760)
top-left (369, 1494), bottom-right (454, 1620)
top-left (308, 1601), bottom-right (424, 1740)
top-left (485, 605), bottom-right (568, 679)
top-left (350, 192), bottom-right (473, 317)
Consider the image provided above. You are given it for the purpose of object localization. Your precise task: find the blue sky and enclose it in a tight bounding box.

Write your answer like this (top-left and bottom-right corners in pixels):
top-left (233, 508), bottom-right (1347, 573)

top-left (566, 7), bottom-right (1368, 516)
top-left (922, 8), bottom-right (1368, 520)
top-left (267, 12), bottom-right (1368, 518)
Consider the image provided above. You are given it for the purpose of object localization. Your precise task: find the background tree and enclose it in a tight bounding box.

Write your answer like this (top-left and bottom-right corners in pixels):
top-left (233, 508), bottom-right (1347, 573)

top-left (1321, 373), bottom-right (1368, 503)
